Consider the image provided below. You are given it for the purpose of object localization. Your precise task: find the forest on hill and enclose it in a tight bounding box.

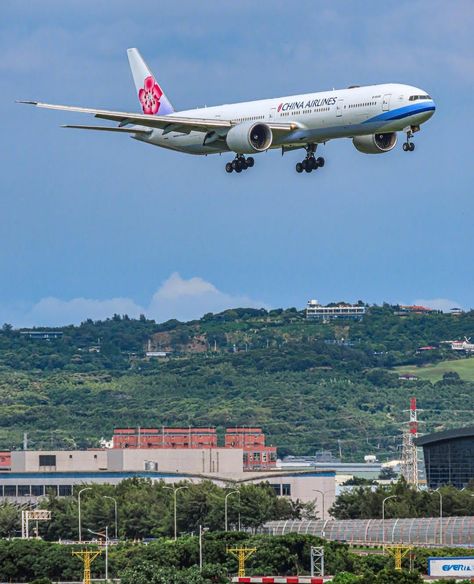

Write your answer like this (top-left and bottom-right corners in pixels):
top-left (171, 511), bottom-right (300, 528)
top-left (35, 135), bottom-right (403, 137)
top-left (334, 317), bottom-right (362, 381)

top-left (0, 305), bottom-right (473, 457)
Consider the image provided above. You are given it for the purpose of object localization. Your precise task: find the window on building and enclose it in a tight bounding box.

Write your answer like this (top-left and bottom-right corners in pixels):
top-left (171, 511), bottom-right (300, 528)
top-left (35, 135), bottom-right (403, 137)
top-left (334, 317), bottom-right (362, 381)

top-left (59, 485), bottom-right (72, 497)
top-left (18, 485), bottom-right (31, 496)
top-left (39, 455), bottom-right (56, 467)
top-left (0, 485), bottom-right (3, 496)
top-left (46, 485), bottom-right (58, 496)
top-left (253, 452), bottom-right (261, 461)
top-left (282, 484), bottom-right (292, 496)
top-left (31, 485), bottom-right (44, 497)
top-left (4, 485), bottom-right (16, 496)
top-left (269, 484), bottom-right (281, 496)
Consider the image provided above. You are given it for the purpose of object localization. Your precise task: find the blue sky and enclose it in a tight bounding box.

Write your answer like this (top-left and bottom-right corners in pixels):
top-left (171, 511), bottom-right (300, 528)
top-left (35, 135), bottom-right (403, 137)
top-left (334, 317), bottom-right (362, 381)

top-left (1, 0), bottom-right (473, 326)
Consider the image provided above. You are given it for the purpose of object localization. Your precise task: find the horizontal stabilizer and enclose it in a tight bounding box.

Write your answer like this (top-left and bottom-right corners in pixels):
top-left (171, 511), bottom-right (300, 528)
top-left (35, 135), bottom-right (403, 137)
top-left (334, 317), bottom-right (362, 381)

top-left (61, 124), bottom-right (152, 134)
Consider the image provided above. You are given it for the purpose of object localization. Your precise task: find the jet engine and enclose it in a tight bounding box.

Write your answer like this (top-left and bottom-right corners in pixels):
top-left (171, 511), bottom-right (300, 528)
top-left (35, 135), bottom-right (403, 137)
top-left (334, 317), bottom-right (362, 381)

top-left (226, 121), bottom-right (273, 154)
top-left (352, 132), bottom-right (397, 154)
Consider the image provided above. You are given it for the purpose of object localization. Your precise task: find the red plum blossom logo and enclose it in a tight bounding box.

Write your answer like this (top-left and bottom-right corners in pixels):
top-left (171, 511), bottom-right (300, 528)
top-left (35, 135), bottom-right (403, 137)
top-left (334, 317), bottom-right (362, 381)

top-left (139, 76), bottom-right (163, 114)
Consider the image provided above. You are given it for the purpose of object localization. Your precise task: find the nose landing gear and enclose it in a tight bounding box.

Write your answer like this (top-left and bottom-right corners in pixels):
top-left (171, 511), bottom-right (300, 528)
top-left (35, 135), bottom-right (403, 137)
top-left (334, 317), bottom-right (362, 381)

top-left (402, 129), bottom-right (416, 152)
top-left (295, 144), bottom-right (325, 173)
top-left (225, 155), bottom-right (255, 173)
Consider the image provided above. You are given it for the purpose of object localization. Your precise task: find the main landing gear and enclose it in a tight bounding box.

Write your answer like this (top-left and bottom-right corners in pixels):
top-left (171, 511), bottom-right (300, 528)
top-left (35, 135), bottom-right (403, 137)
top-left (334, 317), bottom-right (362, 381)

top-left (402, 129), bottom-right (415, 152)
top-left (295, 144), bottom-right (325, 174)
top-left (225, 155), bottom-right (255, 173)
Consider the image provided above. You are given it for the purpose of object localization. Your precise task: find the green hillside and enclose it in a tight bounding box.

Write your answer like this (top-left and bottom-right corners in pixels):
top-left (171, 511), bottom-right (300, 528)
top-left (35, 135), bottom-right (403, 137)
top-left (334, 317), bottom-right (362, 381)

top-left (0, 305), bottom-right (473, 459)
top-left (395, 357), bottom-right (474, 382)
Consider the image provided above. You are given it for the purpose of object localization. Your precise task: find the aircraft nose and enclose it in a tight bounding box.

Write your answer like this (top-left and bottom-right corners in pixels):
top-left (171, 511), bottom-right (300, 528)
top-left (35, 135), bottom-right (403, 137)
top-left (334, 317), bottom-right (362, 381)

top-left (425, 100), bottom-right (436, 121)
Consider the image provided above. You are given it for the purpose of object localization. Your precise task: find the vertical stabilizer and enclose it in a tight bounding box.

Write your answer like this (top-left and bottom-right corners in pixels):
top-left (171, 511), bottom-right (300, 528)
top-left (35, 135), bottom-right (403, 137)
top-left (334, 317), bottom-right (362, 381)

top-left (127, 48), bottom-right (174, 115)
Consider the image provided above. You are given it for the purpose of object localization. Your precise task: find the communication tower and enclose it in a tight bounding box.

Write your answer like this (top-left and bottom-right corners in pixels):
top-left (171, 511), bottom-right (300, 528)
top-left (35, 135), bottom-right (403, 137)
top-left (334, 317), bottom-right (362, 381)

top-left (400, 397), bottom-right (419, 486)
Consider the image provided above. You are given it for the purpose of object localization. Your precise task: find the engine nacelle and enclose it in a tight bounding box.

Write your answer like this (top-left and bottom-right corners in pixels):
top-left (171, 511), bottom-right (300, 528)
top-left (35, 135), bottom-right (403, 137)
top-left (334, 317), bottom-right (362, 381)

top-left (352, 132), bottom-right (397, 154)
top-left (226, 121), bottom-right (273, 154)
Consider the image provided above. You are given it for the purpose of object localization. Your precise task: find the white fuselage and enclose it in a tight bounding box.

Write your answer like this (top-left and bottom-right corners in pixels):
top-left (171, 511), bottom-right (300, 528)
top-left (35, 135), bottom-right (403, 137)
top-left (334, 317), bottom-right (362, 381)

top-left (135, 83), bottom-right (435, 155)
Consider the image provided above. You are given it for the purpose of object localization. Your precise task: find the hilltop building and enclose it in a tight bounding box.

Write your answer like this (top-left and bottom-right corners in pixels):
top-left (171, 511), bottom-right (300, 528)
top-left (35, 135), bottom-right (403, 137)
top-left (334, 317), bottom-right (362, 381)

top-left (306, 300), bottom-right (366, 321)
top-left (20, 330), bottom-right (63, 340)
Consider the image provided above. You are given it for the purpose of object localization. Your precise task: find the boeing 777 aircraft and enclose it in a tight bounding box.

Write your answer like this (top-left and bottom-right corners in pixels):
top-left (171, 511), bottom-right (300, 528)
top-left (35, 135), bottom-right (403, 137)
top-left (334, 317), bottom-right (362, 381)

top-left (20, 48), bottom-right (436, 174)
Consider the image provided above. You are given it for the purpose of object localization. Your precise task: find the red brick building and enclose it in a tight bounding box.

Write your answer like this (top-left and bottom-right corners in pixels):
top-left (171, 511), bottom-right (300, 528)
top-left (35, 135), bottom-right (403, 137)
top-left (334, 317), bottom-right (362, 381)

top-left (111, 426), bottom-right (277, 470)
top-left (225, 427), bottom-right (277, 470)
top-left (112, 427), bottom-right (217, 449)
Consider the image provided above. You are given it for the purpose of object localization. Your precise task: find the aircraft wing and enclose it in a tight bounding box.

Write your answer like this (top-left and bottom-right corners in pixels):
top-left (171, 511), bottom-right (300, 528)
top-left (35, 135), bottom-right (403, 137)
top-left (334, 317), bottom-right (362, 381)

top-left (18, 101), bottom-right (298, 135)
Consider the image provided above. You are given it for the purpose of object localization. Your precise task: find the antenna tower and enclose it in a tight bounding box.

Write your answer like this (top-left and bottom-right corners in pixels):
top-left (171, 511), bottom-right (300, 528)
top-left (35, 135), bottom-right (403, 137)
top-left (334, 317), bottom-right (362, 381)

top-left (400, 397), bottom-right (419, 486)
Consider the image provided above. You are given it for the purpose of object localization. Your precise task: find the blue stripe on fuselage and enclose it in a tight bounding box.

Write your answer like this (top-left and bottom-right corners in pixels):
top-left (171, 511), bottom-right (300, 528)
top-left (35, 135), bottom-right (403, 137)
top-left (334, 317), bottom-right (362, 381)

top-left (364, 102), bottom-right (435, 124)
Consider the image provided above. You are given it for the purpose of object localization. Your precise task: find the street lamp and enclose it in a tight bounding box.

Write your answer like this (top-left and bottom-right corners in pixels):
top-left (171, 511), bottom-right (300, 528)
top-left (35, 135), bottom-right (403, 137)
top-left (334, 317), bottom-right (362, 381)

top-left (164, 485), bottom-right (188, 540)
top-left (199, 525), bottom-right (209, 571)
top-left (225, 490), bottom-right (240, 532)
top-left (88, 527), bottom-right (109, 581)
top-left (433, 489), bottom-right (443, 545)
top-left (312, 489), bottom-right (327, 521)
top-left (78, 487), bottom-right (92, 543)
top-left (382, 495), bottom-right (398, 547)
top-left (104, 495), bottom-right (118, 540)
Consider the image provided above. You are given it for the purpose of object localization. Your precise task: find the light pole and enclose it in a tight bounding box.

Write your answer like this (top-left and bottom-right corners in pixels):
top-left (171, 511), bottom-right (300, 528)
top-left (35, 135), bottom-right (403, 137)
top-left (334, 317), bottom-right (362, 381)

top-left (104, 495), bottom-right (118, 540)
top-left (434, 489), bottom-right (443, 545)
top-left (164, 485), bottom-right (188, 540)
top-left (312, 489), bottom-right (326, 521)
top-left (199, 525), bottom-right (209, 571)
top-left (78, 487), bottom-right (92, 543)
top-left (88, 526), bottom-right (109, 581)
top-left (382, 495), bottom-right (398, 547)
top-left (225, 490), bottom-right (240, 532)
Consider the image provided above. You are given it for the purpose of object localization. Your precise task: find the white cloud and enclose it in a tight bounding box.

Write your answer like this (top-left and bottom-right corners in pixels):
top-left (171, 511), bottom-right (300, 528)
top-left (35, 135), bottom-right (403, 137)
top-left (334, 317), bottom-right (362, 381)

top-left (148, 272), bottom-right (268, 323)
top-left (5, 273), bottom-right (268, 327)
top-left (413, 298), bottom-right (464, 313)
top-left (26, 296), bottom-right (144, 326)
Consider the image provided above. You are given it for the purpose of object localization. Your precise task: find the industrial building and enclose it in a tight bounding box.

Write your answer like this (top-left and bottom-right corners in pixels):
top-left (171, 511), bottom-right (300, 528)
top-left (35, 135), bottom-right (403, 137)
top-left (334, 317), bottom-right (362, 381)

top-left (0, 428), bottom-right (334, 515)
top-left (416, 426), bottom-right (474, 489)
top-left (111, 426), bottom-right (277, 471)
top-left (0, 447), bottom-right (335, 514)
top-left (306, 300), bottom-right (366, 321)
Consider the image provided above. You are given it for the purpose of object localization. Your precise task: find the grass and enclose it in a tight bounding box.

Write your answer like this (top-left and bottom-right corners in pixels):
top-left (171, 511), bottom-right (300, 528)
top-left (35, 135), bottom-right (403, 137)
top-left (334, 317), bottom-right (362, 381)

top-left (394, 356), bottom-right (474, 382)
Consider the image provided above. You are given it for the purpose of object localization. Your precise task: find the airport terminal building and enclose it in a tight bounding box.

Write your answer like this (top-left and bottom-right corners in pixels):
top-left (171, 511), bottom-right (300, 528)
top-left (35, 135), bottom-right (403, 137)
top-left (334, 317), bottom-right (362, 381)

top-left (416, 426), bottom-right (474, 489)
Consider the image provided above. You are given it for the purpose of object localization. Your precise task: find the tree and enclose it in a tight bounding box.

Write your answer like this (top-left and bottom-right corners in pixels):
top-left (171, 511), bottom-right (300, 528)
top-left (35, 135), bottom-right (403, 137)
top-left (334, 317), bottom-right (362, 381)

top-left (0, 503), bottom-right (20, 537)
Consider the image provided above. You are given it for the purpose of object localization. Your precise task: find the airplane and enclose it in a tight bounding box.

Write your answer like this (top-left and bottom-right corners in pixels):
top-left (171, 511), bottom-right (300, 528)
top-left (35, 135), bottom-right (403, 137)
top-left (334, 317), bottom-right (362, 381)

top-left (19, 48), bottom-right (436, 174)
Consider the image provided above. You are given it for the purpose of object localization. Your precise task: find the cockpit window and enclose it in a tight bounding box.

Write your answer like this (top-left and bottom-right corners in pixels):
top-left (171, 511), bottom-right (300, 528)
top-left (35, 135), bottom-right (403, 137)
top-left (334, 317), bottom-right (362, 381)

top-left (409, 94), bottom-right (431, 101)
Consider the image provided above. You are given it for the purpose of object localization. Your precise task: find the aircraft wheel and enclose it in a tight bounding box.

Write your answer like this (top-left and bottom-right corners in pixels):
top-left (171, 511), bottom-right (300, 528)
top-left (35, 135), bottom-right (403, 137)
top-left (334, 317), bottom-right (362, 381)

top-left (296, 162), bottom-right (304, 173)
top-left (235, 162), bottom-right (242, 173)
top-left (246, 157), bottom-right (255, 168)
top-left (225, 162), bottom-right (233, 173)
top-left (409, 142), bottom-right (415, 151)
top-left (403, 142), bottom-right (409, 152)
top-left (241, 160), bottom-right (248, 170)
top-left (317, 156), bottom-right (325, 168)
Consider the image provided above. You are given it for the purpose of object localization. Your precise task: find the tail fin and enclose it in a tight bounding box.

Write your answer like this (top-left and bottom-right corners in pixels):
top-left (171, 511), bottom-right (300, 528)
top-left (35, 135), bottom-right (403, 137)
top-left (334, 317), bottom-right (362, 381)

top-left (127, 48), bottom-right (174, 115)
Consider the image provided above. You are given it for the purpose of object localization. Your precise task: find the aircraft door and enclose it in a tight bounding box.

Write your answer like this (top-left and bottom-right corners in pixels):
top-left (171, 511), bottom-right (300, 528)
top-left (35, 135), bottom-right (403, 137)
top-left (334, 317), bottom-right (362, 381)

top-left (382, 94), bottom-right (391, 111)
top-left (336, 99), bottom-right (344, 117)
top-left (269, 107), bottom-right (277, 120)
